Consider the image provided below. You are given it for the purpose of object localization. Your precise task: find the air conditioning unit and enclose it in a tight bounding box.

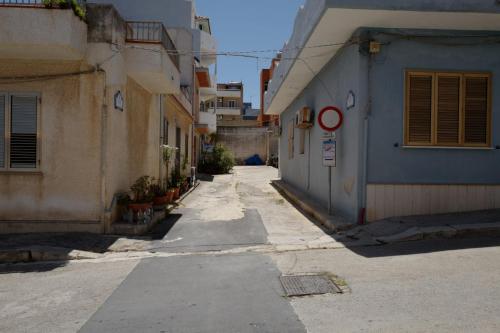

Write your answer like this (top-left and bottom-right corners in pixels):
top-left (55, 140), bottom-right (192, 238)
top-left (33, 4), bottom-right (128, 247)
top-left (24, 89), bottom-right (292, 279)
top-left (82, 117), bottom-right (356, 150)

top-left (295, 107), bottom-right (313, 129)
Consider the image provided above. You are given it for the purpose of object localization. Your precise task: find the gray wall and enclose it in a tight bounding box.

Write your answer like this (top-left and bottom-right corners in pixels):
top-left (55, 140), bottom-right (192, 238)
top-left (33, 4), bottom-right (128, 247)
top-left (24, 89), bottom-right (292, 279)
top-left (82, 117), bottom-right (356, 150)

top-left (366, 29), bottom-right (500, 184)
top-left (279, 44), bottom-right (364, 222)
top-left (217, 127), bottom-right (269, 165)
top-left (89, 0), bottom-right (194, 29)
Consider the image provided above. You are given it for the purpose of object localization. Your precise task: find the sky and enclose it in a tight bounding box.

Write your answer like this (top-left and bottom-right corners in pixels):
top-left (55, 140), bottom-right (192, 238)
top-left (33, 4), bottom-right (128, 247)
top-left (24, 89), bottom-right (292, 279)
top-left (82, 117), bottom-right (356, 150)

top-left (196, 0), bottom-right (305, 109)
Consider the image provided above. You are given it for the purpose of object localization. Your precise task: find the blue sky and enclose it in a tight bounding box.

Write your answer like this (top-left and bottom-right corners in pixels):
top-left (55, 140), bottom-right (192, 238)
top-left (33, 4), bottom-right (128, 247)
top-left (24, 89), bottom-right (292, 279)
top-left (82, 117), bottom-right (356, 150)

top-left (196, 0), bottom-right (305, 109)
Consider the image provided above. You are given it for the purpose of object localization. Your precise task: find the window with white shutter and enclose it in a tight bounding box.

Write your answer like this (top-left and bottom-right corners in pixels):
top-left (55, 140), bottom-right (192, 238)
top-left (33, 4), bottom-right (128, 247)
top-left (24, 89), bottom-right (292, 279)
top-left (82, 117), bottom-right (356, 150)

top-left (0, 95), bottom-right (5, 168)
top-left (10, 96), bottom-right (38, 169)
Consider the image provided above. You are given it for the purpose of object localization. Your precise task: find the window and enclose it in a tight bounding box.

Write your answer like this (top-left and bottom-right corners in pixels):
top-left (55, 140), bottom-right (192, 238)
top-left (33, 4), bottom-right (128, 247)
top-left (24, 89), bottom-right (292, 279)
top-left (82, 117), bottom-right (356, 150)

top-left (228, 100), bottom-right (236, 108)
top-left (0, 93), bottom-right (39, 170)
top-left (405, 71), bottom-right (491, 147)
top-left (288, 121), bottom-right (294, 159)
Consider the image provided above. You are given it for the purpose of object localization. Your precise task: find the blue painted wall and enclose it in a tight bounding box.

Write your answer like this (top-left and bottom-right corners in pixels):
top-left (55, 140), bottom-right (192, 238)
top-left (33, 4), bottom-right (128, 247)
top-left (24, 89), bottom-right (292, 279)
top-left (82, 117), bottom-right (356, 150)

top-left (280, 44), bottom-right (364, 222)
top-left (365, 29), bottom-right (500, 184)
top-left (279, 27), bottom-right (500, 221)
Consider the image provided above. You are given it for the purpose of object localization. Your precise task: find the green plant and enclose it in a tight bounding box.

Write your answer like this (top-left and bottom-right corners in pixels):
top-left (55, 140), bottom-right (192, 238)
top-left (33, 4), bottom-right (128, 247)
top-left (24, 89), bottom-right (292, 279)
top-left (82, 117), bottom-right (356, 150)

top-left (130, 176), bottom-right (154, 203)
top-left (162, 145), bottom-right (178, 188)
top-left (182, 153), bottom-right (189, 172)
top-left (169, 169), bottom-right (182, 188)
top-left (42, 0), bottom-right (86, 20)
top-left (149, 182), bottom-right (167, 197)
top-left (198, 144), bottom-right (235, 175)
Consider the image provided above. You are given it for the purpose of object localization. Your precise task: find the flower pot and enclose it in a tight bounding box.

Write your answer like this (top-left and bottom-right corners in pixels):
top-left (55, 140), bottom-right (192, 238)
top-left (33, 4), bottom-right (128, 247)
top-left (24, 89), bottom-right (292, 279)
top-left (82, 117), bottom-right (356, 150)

top-left (173, 187), bottom-right (180, 200)
top-left (128, 202), bottom-right (153, 213)
top-left (166, 190), bottom-right (174, 204)
top-left (153, 195), bottom-right (170, 206)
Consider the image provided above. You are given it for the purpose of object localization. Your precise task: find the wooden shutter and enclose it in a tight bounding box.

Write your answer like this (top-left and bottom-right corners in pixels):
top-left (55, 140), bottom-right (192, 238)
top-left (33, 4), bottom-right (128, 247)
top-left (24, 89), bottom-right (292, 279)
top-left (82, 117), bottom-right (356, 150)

top-left (436, 75), bottom-right (461, 145)
top-left (407, 73), bottom-right (433, 145)
top-left (464, 75), bottom-right (490, 146)
top-left (0, 95), bottom-right (4, 168)
top-left (10, 96), bottom-right (37, 169)
top-left (288, 121), bottom-right (294, 159)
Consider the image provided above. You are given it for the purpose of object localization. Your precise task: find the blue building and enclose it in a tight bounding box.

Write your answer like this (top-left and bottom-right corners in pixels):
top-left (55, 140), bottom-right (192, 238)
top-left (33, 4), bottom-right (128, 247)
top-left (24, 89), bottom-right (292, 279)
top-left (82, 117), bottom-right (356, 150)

top-left (264, 0), bottom-right (500, 223)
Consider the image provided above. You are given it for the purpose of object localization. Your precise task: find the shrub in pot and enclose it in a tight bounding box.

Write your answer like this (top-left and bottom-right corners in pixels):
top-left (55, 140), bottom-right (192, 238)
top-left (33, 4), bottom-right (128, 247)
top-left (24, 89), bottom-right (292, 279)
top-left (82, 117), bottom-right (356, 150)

top-left (128, 176), bottom-right (154, 213)
top-left (150, 182), bottom-right (173, 206)
top-left (169, 170), bottom-right (182, 200)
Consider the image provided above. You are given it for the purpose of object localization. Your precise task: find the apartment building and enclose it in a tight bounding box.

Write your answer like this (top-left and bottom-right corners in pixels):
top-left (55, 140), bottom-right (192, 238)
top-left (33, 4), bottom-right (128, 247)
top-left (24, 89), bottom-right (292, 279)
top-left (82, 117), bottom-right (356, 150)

top-left (0, 0), bottom-right (217, 233)
top-left (265, 0), bottom-right (500, 224)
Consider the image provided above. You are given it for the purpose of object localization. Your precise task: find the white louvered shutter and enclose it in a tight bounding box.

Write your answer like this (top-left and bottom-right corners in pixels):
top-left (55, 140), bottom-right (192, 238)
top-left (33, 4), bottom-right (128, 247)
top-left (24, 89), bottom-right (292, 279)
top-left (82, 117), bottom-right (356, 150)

top-left (0, 95), bottom-right (5, 168)
top-left (10, 96), bottom-right (37, 169)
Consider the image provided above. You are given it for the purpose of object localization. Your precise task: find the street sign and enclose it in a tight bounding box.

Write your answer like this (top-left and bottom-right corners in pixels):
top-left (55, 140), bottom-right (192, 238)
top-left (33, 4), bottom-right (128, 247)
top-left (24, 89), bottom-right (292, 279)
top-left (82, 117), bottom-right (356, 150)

top-left (322, 139), bottom-right (336, 167)
top-left (318, 106), bottom-right (343, 132)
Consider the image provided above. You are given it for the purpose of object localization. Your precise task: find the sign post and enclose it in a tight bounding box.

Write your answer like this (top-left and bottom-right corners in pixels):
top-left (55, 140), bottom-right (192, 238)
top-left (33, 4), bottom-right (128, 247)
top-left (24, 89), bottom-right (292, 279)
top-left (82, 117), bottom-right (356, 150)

top-left (318, 106), bottom-right (344, 215)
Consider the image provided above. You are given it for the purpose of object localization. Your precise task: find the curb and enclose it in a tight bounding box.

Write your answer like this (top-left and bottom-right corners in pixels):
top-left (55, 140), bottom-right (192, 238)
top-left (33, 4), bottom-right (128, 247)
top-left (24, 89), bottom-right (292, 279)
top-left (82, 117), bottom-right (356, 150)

top-left (271, 179), bottom-right (355, 232)
top-left (376, 222), bottom-right (500, 244)
top-left (0, 246), bottom-right (102, 264)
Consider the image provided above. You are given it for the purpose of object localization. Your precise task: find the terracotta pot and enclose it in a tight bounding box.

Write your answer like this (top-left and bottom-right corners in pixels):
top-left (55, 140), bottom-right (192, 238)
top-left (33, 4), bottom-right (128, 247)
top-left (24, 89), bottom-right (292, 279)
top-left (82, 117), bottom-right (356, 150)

top-left (128, 202), bottom-right (153, 213)
top-left (153, 195), bottom-right (169, 206)
top-left (166, 190), bottom-right (174, 203)
top-left (173, 187), bottom-right (180, 200)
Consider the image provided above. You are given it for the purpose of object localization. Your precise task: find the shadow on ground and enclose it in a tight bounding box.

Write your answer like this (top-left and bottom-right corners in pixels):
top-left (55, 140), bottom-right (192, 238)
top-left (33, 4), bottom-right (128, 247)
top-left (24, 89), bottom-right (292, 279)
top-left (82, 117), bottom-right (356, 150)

top-left (0, 261), bottom-right (68, 274)
top-left (346, 236), bottom-right (500, 258)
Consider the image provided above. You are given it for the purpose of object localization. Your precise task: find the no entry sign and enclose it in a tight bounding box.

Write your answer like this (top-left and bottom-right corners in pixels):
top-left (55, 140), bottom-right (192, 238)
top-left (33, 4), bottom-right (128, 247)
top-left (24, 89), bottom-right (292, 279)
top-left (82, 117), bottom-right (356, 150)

top-left (318, 106), bottom-right (343, 132)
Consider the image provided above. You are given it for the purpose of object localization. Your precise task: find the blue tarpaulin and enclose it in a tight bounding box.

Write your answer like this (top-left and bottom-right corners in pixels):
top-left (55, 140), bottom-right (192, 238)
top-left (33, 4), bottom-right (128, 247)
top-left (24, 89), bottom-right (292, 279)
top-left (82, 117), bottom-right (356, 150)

top-left (245, 154), bottom-right (264, 166)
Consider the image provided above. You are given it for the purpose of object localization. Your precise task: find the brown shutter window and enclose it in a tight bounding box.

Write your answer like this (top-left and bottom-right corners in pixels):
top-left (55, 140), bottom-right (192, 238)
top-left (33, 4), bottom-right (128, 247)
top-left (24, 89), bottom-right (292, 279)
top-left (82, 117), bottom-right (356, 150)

top-left (436, 75), bottom-right (461, 145)
top-left (407, 74), bottom-right (433, 145)
top-left (464, 76), bottom-right (489, 145)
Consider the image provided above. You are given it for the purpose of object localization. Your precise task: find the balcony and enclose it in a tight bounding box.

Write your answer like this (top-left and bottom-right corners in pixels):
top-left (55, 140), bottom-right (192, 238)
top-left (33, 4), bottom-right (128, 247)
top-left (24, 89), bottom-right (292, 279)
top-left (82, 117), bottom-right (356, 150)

top-left (196, 67), bottom-right (217, 101)
top-left (0, 1), bottom-right (87, 60)
top-left (208, 107), bottom-right (241, 116)
top-left (125, 21), bottom-right (180, 94)
top-left (217, 89), bottom-right (242, 98)
top-left (197, 111), bottom-right (217, 134)
top-left (193, 28), bottom-right (217, 66)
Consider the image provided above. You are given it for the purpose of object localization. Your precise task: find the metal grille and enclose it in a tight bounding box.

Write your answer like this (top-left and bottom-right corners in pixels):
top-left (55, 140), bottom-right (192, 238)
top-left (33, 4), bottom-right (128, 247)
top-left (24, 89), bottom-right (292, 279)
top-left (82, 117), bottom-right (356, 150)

top-left (125, 21), bottom-right (180, 69)
top-left (0, 0), bottom-right (85, 6)
top-left (280, 275), bottom-right (341, 297)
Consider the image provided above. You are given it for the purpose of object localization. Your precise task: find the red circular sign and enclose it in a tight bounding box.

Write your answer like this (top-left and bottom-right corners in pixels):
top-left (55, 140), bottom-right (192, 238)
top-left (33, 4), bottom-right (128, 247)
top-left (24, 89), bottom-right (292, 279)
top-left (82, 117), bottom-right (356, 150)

top-left (318, 106), bottom-right (343, 132)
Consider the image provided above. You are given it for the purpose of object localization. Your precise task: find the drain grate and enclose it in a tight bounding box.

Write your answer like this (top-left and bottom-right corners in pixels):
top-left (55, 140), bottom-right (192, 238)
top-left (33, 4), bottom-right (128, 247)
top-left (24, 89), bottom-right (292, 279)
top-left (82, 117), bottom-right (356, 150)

top-left (280, 274), bottom-right (341, 297)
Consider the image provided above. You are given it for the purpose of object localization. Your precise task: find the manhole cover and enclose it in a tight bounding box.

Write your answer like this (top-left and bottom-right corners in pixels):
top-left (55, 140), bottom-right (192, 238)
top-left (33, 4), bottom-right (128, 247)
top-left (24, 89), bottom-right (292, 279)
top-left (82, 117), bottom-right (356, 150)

top-left (280, 274), bottom-right (341, 297)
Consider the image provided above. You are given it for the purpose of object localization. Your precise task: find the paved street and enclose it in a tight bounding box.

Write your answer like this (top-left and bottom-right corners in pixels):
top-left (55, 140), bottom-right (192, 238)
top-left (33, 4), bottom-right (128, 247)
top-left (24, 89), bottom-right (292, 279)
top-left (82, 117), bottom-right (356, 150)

top-left (2, 167), bottom-right (500, 332)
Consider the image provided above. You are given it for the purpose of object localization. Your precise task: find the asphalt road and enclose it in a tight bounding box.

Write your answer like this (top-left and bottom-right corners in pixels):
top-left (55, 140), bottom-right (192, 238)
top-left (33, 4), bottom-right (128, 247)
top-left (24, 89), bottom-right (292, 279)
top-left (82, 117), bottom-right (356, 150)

top-left (2, 167), bottom-right (500, 333)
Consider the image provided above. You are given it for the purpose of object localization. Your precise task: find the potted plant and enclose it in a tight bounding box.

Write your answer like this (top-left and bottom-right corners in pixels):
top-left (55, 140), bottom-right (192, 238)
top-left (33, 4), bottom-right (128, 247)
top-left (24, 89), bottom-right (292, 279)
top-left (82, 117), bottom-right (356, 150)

top-left (162, 144), bottom-right (178, 185)
top-left (180, 174), bottom-right (188, 194)
top-left (150, 181), bottom-right (173, 207)
top-left (170, 170), bottom-right (181, 200)
top-left (128, 176), bottom-right (154, 214)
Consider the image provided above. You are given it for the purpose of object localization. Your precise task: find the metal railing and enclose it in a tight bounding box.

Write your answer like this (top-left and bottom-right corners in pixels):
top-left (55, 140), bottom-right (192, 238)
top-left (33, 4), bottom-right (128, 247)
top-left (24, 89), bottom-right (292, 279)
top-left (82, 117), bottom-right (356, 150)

top-left (0, 0), bottom-right (86, 6)
top-left (125, 21), bottom-right (180, 69)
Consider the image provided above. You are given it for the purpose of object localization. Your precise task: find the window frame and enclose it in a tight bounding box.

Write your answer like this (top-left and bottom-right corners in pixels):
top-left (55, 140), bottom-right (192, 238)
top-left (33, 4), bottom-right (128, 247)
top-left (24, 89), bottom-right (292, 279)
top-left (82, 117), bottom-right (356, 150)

top-left (0, 92), bottom-right (41, 172)
top-left (404, 70), bottom-right (492, 148)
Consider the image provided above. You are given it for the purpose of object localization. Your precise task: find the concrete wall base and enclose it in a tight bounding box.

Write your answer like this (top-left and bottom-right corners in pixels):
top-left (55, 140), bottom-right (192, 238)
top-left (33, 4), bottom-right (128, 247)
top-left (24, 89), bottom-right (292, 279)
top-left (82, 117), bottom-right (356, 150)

top-left (0, 221), bottom-right (104, 234)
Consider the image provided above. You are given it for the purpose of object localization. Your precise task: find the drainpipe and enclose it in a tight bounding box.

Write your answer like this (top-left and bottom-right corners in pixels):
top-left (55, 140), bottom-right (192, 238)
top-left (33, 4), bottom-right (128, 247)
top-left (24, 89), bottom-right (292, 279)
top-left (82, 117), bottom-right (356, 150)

top-left (159, 94), bottom-right (164, 186)
top-left (358, 52), bottom-right (373, 225)
top-left (97, 68), bottom-right (109, 233)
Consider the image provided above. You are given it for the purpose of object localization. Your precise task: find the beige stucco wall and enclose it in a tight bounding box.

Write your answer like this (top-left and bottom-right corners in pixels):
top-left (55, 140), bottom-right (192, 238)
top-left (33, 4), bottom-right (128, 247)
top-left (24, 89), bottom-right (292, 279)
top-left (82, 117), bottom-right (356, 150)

top-left (164, 95), bottom-right (193, 179)
top-left (0, 60), bottom-right (104, 223)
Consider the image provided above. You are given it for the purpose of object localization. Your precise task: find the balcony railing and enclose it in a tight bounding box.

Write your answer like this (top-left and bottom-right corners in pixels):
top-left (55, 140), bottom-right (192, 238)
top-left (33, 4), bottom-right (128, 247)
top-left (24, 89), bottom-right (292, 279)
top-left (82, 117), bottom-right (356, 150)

top-left (126, 21), bottom-right (180, 69)
top-left (0, 0), bottom-right (86, 6)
